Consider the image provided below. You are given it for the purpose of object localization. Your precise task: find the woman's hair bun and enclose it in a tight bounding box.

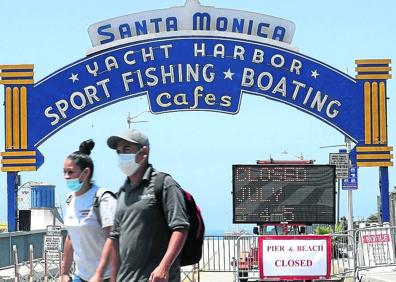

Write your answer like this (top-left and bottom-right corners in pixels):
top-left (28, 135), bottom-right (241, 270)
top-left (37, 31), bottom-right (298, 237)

top-left (79, 139), bottom-right (95, 155)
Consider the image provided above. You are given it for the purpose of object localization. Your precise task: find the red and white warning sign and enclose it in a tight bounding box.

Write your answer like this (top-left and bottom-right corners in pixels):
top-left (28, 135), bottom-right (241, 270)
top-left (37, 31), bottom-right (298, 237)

top-left (258, 235), bottom-right (331, 280)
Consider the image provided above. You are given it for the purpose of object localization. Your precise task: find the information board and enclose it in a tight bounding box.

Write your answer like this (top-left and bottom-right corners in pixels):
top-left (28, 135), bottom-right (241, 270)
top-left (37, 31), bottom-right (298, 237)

top-left (46, 225), bottom-right (61, 236)
top-left (43, 235), bottom-right (62, 262)
top-left (342, 164), bottom-right (358, 190)
top-left (329, 153), bottom-right (349, 179)
top-left (232, 165), bottom-right (335, 224)
top-left (44, 235), bottom-right (62, 252)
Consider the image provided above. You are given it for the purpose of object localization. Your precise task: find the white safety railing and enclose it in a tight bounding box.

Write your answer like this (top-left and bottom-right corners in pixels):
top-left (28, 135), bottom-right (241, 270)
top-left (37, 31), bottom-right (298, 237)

top-left (233, 234), bottom-right (357, 282)
top-left (330, 232), bottom-right (356, 281)
top-left (12, 245), bottom-right (62, 282)
top-left (355, 225), bottom-right (396, 274)
top-left (7, 226), bottom-right (396, 282)
top-left (201, 235), bottom-right (241, 272)
top-left (235, 235), bottom-right (259, 282)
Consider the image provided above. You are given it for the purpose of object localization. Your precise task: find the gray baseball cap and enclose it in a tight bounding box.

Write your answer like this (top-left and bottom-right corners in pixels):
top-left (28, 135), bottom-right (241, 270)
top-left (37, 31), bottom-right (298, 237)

top-left (107, 129), bottom-right (150, 149)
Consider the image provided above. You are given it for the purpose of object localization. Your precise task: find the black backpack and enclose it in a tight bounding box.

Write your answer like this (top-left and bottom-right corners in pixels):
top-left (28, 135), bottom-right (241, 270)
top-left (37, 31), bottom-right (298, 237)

top-left (154, 172), bottom-right (205, 266)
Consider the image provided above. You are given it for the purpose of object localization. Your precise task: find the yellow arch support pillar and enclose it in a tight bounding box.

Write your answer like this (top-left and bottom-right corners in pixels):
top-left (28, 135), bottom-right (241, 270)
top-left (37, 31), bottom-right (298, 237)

top-left (1, 64), bottom-right (36, 232)
top-left (356, 59), bottom-right (392, 223)
top-left (355, 59), bottom-right (393, 167)
top-left (0, 64), bottom-right (36, 172)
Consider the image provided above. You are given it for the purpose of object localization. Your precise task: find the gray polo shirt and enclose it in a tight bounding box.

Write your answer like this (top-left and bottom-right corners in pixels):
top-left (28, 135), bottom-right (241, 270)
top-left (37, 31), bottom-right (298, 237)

top-left (110, 166), bottom-right (190, 282)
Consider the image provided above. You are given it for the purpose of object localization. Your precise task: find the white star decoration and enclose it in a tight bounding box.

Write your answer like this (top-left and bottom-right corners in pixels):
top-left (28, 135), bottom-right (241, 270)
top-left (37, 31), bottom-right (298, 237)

top-left (311, 70), bottom-right (320, 79)
top-left (223, 68), bottom-right (235, 80)
top-left (69, 73), bottom-right (79, 83)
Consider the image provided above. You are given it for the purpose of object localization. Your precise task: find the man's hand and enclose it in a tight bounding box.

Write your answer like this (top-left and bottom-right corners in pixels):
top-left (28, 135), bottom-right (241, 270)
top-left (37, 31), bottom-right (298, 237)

top-left (60, 274), bottom-right (71, 282)
top-left (149, 264), bottom-right (169, 282)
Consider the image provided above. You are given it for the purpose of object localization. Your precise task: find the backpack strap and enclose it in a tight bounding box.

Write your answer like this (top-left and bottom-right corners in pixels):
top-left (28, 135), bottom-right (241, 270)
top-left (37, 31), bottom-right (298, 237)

top-left (154, 172), bottom-right (174, 236)
top-left (93, 188), bottom-right (117, 227)
top-left (65, 194), bottom-right (73, 206)
top-left (154, 172), bottom-right (168, 204)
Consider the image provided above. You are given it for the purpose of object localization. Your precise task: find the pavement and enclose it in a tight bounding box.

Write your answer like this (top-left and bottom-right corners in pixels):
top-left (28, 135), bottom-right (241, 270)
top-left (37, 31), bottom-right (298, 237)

top-left (358, 266), bottom-right (396, 282)
top-left (3, 267), bottom-right (396, 281)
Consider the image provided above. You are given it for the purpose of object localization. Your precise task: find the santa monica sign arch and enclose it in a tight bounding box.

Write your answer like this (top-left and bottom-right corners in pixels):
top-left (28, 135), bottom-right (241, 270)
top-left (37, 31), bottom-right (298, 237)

top-left (0, 0), bottom-right (392, 231)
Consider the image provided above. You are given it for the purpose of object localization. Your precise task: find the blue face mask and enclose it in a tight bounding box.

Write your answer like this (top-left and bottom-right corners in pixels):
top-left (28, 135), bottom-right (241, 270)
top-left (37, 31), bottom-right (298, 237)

top-left (65, 170), bottom-right (86, 192)
top-left (66, 178), bottom-right (83, 192)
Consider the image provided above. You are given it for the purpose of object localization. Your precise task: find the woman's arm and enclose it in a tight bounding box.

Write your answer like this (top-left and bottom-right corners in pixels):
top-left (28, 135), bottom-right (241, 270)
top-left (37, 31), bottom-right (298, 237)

top-left (60, 235), bottom-right (73, 282)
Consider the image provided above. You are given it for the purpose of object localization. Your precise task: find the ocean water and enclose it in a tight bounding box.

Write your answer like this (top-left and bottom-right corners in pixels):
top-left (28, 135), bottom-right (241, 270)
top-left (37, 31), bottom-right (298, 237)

top-left (206, 229), bottom-right (226, 236)
top-left (205, 228), bottom-right (253, 236)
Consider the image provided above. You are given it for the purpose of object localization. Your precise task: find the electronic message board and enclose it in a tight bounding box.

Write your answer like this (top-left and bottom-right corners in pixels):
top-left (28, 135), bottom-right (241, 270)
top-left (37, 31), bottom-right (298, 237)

top-left (232, 165), bottom-right (335, 224)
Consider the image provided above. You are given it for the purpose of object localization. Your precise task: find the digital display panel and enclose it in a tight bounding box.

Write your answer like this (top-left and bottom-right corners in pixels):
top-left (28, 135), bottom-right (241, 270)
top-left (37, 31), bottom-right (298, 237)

top-left (233, 165), bottom-right (335, 224)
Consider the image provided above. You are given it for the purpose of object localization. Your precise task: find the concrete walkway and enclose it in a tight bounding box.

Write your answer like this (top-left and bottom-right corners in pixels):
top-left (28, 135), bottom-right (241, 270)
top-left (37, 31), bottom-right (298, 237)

top-left (359, 266), bottom-right (396, 282)
top-left (3, 263), bottom-right (396, 281)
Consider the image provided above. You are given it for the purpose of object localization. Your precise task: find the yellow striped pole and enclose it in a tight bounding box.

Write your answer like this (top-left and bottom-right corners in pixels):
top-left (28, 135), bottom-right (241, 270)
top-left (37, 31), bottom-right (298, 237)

top-left (355, 59), bottom-right (392, 167)
top-left (355, 59), bottom-right (392, 223)
top-left (0, 64), bottom-right (36, 232)
top-left (0, 64), bottom-right (37, 172)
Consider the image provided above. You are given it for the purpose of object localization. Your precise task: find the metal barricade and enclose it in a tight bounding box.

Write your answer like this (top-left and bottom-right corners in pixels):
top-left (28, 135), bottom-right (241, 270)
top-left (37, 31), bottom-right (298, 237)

top-left (329, 233), bottom-right (356, 281)
top-left (235, 235), bottom-right (259, 282)
top-left (12, 245), bottom-right (62, 282)
top-left (7, 227), bottom-right (396, 282)
top-left (355, 225), bottom-right (396, 274)
top-left (232, 234), bottom-right (357, 282)
top-left (201, 235), bottom-right (240, 272)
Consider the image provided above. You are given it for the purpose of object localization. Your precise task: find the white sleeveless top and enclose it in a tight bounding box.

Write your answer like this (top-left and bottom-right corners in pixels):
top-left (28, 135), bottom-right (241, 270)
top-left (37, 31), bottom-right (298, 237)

top-left (64, 184), bottom-right (117, 280)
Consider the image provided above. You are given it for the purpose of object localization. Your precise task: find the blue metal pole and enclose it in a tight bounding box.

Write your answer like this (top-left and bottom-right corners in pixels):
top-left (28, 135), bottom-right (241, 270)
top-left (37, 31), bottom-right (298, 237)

top-left (380, 167), bottom-right (390, 223)
top-left (7, 172), bottom-right (17, 232)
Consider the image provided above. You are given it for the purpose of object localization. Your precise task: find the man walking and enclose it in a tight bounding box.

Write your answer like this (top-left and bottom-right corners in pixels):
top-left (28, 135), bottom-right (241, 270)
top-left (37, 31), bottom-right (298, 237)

top-left (91, 129), bottom-right (189, 282)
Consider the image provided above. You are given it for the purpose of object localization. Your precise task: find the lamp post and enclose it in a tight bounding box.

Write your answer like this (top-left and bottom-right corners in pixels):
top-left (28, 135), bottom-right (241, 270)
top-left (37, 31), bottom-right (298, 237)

top-left (320, 143), bottom-right (348, 225)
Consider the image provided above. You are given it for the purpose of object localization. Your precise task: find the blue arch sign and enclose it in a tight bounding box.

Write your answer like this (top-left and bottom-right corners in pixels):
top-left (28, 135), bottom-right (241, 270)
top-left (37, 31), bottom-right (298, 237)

top-left (34, 36), bottom-right (358, 147)
top-left (0, 0), bottom-right (393, 231)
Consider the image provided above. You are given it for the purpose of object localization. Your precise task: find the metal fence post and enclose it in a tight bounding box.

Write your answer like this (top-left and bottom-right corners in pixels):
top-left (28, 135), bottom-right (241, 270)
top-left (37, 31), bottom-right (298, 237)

top-left (12, 245), bottom-right (18, 282)
top-left (29, 244), bottom-right (33, 282)
top-left (44, 249), bottom-right (48, 282)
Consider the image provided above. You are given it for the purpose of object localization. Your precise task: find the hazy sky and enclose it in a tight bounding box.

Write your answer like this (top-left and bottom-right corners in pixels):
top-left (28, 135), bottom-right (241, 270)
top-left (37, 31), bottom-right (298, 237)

top-left (1, 0), bottom-right (395, 232)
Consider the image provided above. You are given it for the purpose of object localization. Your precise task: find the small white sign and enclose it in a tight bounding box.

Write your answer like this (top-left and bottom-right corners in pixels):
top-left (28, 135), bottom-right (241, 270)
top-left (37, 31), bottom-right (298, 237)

top-left (329, 153), bottom-right (349, 179)
top-left (259, 236), bottom-right (330, 279)
top-left (46, 225), bottom-right (61, 236)
top-left (46, 251), bottom-right (60, 262)
top-left (44, 235), bottom-right (62, 252)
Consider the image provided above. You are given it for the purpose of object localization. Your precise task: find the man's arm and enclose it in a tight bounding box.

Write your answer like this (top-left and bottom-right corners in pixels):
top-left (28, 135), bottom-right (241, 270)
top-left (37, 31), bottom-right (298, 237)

top-left (60, 235), bottom-right (73, 282)
top-left (149, 229), bottom-right (188, 282)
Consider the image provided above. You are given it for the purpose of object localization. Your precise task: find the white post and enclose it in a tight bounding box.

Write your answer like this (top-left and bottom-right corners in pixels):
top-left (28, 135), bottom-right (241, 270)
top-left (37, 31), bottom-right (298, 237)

top-left (13, 245), bottom-right (18, 282)
top-left (337, 179), bottom-right (340, 223)
top-left (347, 190), bottom-right (353, 230)
top-left (346, 139), bottom-right (353, 231)
top-left (29, 245), bottom-right (33, 282)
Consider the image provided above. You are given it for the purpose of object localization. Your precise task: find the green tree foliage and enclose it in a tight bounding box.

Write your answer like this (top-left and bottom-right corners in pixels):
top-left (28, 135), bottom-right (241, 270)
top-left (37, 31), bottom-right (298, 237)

top-left (367, 213), bottom-right (378, 222)
top-left (314, 222), bottom-right (345, 234)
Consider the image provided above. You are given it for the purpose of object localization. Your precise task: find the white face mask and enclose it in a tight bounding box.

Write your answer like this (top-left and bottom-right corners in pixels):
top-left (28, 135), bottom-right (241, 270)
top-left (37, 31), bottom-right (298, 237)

top-left (117, 153), bottom-right (140, 176)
